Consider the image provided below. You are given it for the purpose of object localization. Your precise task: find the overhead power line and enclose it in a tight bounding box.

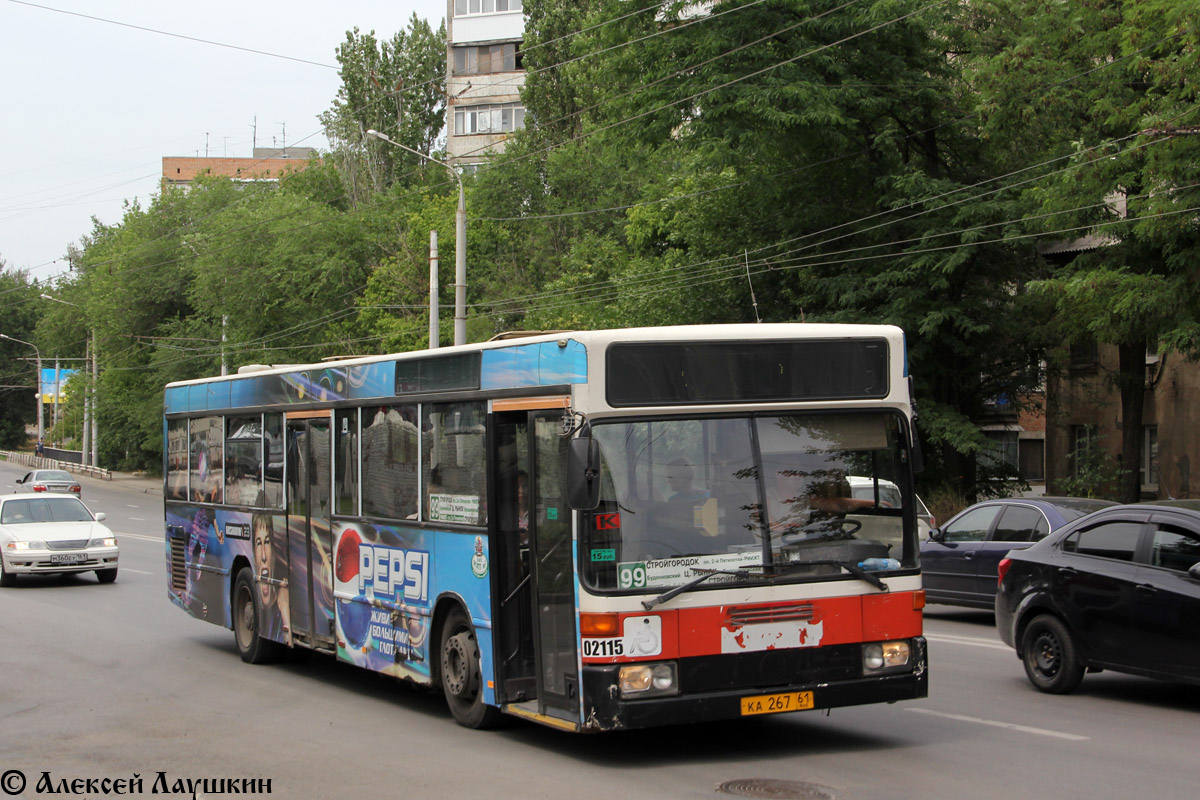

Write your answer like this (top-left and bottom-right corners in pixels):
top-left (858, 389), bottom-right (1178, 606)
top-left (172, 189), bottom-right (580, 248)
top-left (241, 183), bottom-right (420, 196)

top-left (7, 0), bottom-right (338, 69)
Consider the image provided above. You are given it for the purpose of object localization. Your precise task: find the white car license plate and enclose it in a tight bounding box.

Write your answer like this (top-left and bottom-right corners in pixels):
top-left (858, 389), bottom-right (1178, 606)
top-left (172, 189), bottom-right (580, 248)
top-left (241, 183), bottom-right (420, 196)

top-left (50, 553), bottom-right (86, 564)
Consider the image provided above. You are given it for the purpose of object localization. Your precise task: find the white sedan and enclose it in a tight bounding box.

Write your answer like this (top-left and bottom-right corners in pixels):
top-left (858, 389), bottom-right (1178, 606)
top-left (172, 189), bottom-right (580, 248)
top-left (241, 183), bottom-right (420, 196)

top-left (0, 493), bottom-right (119, 585)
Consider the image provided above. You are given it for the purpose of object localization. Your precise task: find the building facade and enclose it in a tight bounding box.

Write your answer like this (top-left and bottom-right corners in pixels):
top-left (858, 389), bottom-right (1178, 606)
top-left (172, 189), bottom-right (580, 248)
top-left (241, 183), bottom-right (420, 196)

top-left (445, 0), bottom-right (527, 168)
top-left (1046, 342), bottom-right (1195, 500)
top-left (161, 147), bottom-right (316, 190)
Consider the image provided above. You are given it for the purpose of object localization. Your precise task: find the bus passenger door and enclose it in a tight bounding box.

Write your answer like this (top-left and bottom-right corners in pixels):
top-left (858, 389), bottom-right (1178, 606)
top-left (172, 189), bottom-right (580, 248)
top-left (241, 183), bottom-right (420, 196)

top-left (286, 417), bottom-right (335, 648)
top-left (492, 408), bottom-right (579, 720)
top-left (530, 413), bottom-right (579, 716)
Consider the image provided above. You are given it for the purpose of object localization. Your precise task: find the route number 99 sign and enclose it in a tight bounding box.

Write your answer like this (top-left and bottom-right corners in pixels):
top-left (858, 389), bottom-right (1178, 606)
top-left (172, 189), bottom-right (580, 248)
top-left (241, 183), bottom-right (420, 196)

top-left (617, 562), bottom-right (647, 589)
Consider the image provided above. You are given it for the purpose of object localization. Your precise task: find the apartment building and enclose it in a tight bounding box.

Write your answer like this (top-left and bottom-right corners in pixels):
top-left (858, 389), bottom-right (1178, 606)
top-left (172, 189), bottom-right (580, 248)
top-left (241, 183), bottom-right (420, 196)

top-left (445, 0), bottom-right (527, 168)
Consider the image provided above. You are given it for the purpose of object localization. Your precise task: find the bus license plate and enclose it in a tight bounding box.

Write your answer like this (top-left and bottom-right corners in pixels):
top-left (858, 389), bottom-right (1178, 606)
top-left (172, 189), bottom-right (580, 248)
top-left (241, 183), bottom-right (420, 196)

top-left (50, 553), bottom-right (85, 564)
top-left (740, 691), bottom-right (814, 716)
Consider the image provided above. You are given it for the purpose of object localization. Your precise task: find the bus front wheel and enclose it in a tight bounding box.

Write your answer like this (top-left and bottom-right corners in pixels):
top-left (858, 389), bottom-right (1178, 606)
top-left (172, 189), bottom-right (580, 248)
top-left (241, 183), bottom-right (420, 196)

top-left (440, 607), bottom-right (501, 729)
top-left (233, 568), bottom-right (283, 664)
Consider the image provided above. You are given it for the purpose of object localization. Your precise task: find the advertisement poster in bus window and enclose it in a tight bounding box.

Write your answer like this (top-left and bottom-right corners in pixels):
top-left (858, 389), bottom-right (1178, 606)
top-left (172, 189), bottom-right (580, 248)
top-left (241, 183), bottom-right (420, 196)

top-left (333, 521), bottom-right (434, 682)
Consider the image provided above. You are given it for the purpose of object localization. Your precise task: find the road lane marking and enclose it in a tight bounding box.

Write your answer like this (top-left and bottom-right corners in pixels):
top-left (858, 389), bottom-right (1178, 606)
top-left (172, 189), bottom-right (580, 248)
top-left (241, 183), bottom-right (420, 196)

top-left (906, 708), bottom-right (1089, 740)
top-left (126, 504), bottom-right (141, 508)
top-left (130, 517), bottom-right (146, 521)
top-left (115, 532), bottom-right (164, 543)
top-left (925, 633), bottom-right (1010, 651)
top-left (122, 568), bottom-right (155, 575)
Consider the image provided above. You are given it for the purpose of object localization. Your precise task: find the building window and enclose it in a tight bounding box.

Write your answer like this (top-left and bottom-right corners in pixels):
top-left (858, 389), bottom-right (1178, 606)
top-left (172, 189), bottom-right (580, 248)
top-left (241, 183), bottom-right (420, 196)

top-left (980, 431), bottom-right (1019, 472)
top-left (454, 0), bottom-right (522, 15)
top-left (1142, 425), bottom-right (1159, 486)
top-left (1070, 424), bottom-right (1098, 479)
top-left (1069, 338), bottom-right (1099, 371)
top-left (454, 103), bottom-right (526, 136)
top-left (453, 43), bottom-right (520, 75)
top-left (1019, 438), bottom-right (1045, 482)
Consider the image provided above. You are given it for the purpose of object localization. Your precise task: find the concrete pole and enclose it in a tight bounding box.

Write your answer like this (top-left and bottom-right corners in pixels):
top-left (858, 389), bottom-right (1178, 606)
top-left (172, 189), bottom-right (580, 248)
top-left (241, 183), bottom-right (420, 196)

top-left (82, 340), bottom-right (90, 466)
top-left (92, 327), bottom-right (98, 467)
top-left (454, 192), bottom-right (467, 346)
top-left (53, 359), bottom-right (61, 445)
top-left (429, 230), bottom-right (440, 349)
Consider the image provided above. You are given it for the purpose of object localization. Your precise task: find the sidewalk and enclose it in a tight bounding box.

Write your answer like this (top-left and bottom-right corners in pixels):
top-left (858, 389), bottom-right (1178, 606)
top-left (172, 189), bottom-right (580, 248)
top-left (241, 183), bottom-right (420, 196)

top-left (101, 470), bottom-right (163, 496)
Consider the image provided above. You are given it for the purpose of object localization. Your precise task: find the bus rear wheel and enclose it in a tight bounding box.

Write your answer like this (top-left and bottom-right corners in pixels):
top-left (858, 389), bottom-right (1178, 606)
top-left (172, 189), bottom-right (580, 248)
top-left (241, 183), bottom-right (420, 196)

top-left (440, 607), bottom-right (501, 729)
top-left (233, 568), bottom-right (283, 664)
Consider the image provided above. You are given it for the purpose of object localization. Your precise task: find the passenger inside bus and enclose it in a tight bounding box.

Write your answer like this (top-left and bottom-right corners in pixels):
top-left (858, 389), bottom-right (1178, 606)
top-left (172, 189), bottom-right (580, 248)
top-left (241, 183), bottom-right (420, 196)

top-left (666, 458), bottom-right (709, 505)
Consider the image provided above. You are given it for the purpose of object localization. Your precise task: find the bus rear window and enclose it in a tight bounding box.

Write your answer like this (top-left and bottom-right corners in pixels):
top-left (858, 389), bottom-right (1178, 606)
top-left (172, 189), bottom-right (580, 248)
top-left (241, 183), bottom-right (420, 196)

top-left (606, 340), bottom-right (889, 406)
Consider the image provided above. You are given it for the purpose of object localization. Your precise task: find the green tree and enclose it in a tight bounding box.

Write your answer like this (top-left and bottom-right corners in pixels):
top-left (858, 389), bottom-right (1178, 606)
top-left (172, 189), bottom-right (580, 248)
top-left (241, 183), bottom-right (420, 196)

top-left (0, 265), bottom-right (43, 448)
top-left (507, 0), bottom-right (1050, 497)
top-left (320, 19), bottom-right (448, 200)
top-left (971, 0), bottom-right (1200, 502)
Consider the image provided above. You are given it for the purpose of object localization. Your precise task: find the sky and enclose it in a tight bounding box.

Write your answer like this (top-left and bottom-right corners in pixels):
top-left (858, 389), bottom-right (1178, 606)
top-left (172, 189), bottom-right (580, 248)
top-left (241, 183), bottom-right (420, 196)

top-left (0, 0), bottom-right (448, 285)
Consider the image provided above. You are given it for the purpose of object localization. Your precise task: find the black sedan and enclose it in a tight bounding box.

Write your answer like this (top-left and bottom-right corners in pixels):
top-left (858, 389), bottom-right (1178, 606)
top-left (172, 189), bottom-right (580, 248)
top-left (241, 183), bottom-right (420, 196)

top-left (921, 497), bottom-right (1115, 608)
top-left (996, 501), bottom-right (1200, 693)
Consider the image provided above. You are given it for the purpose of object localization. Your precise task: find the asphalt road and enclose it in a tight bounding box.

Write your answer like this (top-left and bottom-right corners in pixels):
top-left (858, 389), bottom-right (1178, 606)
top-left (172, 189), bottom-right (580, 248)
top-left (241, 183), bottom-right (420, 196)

top-left (1, 458), bottom-right (1197, 800)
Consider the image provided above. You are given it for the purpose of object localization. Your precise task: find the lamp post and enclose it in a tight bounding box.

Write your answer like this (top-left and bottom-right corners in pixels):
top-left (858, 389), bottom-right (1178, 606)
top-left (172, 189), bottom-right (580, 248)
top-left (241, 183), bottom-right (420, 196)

top-left (0, 332), bottom-right (44, 444)
top-left (365, 129), bottom-right (468, 346)
top-left (40, 293), bottom-right (98, 467)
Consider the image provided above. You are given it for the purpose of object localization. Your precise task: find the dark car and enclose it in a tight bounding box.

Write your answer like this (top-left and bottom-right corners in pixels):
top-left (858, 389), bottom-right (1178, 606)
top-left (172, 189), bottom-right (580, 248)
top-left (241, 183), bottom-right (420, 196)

top-left (922, 497), bottom-right (1116, 608)
top-left (996, 501), bottom-right (1200, 693)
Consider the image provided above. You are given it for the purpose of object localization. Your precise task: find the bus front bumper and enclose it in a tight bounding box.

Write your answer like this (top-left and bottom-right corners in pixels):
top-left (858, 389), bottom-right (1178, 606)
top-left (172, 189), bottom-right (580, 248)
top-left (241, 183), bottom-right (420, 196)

top-left (580, 636), bottom-right (928, 732)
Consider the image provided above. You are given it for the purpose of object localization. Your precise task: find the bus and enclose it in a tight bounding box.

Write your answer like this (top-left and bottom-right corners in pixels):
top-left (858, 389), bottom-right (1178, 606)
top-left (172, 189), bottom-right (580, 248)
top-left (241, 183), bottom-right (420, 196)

top-left (163, 323), bottom-right (927, 732)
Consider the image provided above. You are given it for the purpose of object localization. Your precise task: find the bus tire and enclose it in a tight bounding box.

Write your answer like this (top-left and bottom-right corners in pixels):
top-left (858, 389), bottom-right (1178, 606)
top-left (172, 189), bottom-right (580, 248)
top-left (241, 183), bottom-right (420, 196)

top-left (233, 568), bottom-right (283, 664)
top-left (440, 607), bottom-right (501, 729)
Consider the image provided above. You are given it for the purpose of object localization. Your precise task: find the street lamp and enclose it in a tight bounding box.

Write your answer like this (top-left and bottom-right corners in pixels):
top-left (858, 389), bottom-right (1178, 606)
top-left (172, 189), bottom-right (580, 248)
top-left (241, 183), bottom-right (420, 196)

top-left (40, 293), bottom-right (98, 467)
top-left (366, 128), bottom-right (468, 346)
top-left (0, 332), bottom-right (44, 444)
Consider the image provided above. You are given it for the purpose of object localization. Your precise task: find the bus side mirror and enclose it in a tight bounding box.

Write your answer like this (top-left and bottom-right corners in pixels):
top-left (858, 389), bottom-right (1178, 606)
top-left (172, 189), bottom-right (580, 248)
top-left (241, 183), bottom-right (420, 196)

top-left (567, 437), bottom-right (602, 511)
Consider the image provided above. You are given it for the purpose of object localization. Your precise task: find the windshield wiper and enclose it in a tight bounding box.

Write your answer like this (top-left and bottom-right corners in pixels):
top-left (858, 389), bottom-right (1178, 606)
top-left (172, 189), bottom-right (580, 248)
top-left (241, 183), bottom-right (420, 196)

top-left (775, 559), bottom-right (890, 591)
top-left (641, 559), bottom-right (891, 611)
top-left (641, 568), bottom-right (757, 610)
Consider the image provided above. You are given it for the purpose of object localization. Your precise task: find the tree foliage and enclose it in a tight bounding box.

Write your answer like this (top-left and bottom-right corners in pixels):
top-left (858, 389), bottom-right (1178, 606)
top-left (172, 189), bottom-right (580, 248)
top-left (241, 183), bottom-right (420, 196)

top-left (3, 2), bottom-right (1198, 498)
top-left (970, 0), bottom-right (1200, 501)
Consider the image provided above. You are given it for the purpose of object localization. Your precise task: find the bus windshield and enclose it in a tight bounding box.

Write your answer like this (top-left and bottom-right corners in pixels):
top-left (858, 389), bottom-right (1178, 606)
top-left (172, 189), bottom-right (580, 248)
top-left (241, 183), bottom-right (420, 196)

top-left (581, 410), bottom-right (915, 592)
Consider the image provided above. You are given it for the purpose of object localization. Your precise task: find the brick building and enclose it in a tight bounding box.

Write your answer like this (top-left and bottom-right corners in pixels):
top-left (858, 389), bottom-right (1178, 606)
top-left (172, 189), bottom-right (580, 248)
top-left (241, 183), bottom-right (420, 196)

top-left (161, 147), bottom-right (316, 190)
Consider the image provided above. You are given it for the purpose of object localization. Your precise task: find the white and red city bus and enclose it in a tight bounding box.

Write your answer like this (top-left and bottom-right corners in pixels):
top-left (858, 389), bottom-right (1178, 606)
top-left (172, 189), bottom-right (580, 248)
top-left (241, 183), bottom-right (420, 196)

top-left (163, 323), bottom-right (927, 732)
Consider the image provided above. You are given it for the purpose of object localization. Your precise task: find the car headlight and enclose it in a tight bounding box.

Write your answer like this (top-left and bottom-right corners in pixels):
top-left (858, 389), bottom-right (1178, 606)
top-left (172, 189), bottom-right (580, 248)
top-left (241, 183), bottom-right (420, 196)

top-left (88, 537), bottom-right (117, 548)
top-left (862, 640), bottom-right (912, 674)
top-left (6, 540), bottom-right (47, 551)
top-left (618, 662), bottom-right (679, 699)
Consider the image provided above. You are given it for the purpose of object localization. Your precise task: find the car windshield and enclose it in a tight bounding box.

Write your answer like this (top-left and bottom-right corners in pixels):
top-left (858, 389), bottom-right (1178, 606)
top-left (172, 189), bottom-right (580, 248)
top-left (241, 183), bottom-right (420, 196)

top-left (581, 410), bottom-right (917, 592)
top-left (1, 497), bottom-right (93, 524)
top-left (36, 470), bottom-right (74, 482)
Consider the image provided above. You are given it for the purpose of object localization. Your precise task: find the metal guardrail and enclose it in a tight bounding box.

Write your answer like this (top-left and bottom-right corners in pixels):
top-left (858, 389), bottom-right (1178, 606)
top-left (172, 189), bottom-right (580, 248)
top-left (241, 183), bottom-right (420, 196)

top-left (0, 450), bottom-right (112, 480)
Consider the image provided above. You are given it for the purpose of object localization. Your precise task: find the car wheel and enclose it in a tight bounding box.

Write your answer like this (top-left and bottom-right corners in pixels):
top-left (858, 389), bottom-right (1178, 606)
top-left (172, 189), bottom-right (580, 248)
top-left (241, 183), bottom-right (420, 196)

top-left (96, 567), bottom-right (118, 584)
top-left (0, 558), bottom-right (15, 587)
top-left (1021, 614), bottom-right (1085, 694)
top-left (233, 568), bottom-right (283, 664)
top-left (440, 607), bottom-right (502, 729)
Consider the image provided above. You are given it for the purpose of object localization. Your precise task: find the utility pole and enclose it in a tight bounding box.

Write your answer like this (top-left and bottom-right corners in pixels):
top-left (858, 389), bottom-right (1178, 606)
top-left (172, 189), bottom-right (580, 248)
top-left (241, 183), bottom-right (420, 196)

top-left (366, 129), bottom-right (468, 345)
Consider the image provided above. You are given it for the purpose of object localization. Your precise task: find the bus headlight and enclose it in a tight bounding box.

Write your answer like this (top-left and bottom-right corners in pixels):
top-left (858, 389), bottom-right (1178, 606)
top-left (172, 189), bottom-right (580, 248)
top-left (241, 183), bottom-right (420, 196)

top-left (619, 662), bottom-right (679, 698)
top-left (862, 640), bottom-right (911, 674)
